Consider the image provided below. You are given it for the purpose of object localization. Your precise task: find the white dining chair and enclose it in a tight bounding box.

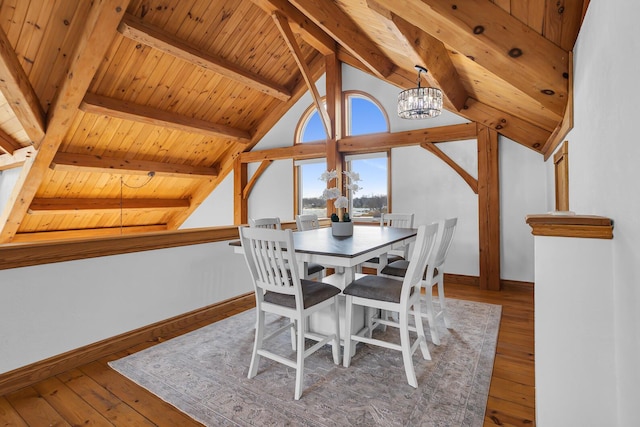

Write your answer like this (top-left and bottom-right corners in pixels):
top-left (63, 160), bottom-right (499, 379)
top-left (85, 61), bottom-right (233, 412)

top-left (239, 226), bottom-right (341, 400)
top-left (295, 213), bottom-right (320, 231)
top-left (250, 217), bottom-right (325, 280)
top-left (342, 223), bottom-right (439, 388)
top-left (379, 217), bottom-right (458, 345)
top-left (359, 213), bottom-right (415, 274)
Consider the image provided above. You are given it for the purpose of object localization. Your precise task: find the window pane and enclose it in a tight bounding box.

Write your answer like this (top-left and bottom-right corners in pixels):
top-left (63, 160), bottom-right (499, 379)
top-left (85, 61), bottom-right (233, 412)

top-left (300, 111), bottom-right (327, 142)
top-left (300, 161), bottom-right (328, 217)
top-left (348, 157), bottom-right (388, 219)
top-left (348, 96), bottom-right (387, 136)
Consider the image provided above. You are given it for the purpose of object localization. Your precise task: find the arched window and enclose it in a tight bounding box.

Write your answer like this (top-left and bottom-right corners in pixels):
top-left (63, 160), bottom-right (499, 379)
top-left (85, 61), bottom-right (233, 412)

top-left (295, 92), bottom-right (390, 219)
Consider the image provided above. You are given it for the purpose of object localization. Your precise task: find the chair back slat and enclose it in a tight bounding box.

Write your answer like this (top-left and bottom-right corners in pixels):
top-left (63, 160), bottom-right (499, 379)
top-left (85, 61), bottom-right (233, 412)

top-left (249, 217), bottom-right (282, 229)
top-left (380, 213), bottom-right (414, 228)
top-left (401, 223), bottom-right (439, 301)
top-left (296, 214), bottom-right (319, 231)
top-left (430, 217), bottom-right (458, 268)
top-left (239, 226), bottom-right (300, 298)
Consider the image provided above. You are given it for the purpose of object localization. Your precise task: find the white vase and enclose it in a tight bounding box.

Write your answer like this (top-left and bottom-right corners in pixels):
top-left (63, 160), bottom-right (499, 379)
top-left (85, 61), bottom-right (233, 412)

top-left (331, 221), bottom-right (353, 237)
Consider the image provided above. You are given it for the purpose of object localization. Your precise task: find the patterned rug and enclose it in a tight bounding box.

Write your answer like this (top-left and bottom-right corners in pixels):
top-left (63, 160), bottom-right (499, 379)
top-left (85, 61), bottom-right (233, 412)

top-left (109, 298), bottom-right (501, 426)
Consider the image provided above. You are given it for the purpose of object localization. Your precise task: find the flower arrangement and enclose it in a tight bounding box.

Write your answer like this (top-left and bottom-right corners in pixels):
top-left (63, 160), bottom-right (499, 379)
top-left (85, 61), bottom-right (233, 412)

top-left (320, 169), bottom-right (361, 222)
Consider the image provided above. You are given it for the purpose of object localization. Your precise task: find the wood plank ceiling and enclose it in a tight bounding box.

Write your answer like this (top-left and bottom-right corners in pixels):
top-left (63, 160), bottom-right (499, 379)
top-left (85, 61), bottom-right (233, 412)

top-left (0, 0), bottom-right (589, 243)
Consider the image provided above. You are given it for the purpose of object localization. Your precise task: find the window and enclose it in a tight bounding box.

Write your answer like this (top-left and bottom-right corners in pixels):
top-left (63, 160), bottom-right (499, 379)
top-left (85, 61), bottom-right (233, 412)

top-left (295, 92), bottom-right (389, 219)
top-left (345, 152), bottom-right (388, 219)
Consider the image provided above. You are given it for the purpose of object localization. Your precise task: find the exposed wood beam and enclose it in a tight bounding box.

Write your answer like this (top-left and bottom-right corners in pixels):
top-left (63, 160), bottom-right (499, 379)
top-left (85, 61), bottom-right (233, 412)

top-left (289, 0), bottom-right (394, 79)
top-left (80, 92), bottom-right (251, 142)
top-left (477, 124), bottom-right (501, 291)
top-left (420, 142), bottom-right (478, 194)
top-left (0, 147), bottom-right (36, 171)
top-left (0, 0), bottom-right (130, 244)
top-left (543, 52), bottom-right (574, 160)
top-left (249, 0), bottom-right (335, 55)
top-left (10, 224), bottom-right (168, 244)
top-left (369, 0), bottom-right (568, 118)
top-left (242, 160), bottom-right (272, 199)
top-left (339, 49), bottom-right (551, 151)
top-left (325, 53), bottom-right (343, 220)
top-left (233, 156), bottom-right (247, 225)
top-left (240, 142), bottom-right (326, 163)
top-left (369, 3), bottom-right (467, 111)
top-left (0, 127), bottom-right (23, 155)
top-left (339, 123), bottom-right (477, 152)
top-left (28, 198), bottom-right (190, 215)
top-left (118, 13), bottom-right (291, 102)
top-left (0, 27), bottom-right (46, 144)
top-left (50, 152), bottom-right (219, 179)
top-left (272, 11), bottom-right (332, 138)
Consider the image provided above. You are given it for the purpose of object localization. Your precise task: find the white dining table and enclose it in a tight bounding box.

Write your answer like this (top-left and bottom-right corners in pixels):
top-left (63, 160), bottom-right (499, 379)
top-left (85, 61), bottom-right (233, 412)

top-left (232, 225), bottom-right (417, 343)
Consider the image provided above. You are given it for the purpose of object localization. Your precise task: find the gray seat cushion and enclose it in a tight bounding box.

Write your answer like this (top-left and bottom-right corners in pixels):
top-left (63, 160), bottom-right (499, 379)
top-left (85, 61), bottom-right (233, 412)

top-left (380, 260), bottom-right (438, 279)
top-left (343, 275), bottom-right (414, 304)
top-left (264, 279), bottom-right (340, 309)
top-left (306, 262), bottom-right (325, 276)
top-left (364, 254), bottom-right (404, 265)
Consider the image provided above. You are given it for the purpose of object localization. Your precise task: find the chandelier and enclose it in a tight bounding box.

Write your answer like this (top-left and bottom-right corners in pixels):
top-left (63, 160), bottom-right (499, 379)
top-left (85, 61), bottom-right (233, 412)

top-left (397, 65), bottom-right (443, 119)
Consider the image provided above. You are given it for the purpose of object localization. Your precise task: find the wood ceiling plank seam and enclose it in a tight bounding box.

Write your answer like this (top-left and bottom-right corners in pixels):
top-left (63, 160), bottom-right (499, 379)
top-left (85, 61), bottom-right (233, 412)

top-left (171, 0), bottom-right (213, 46)
top-left (201, 82), bottom-right (256, 131)
top-left (86, 35), bottom-right (128, 92)
top-left (526, 1), bottom-right (545, 34)
top-left (9, 2), bottom-right (39, 76)
top-left (543, 0), bottom-right (563, 47)
top-left (28, 1), bottom-right (81, 103)
top-left (143, 57), bottom-right (193, 111)
top-left (110, 43), bottom-right (157, 102)
top-left (35, 1), bottom-right (93, 113)
top-left (0, 0), bottom-right (21, 36)
top-left (58, 111), bottom-right (99, 152)
top-left (0, 0), bottom-right (30, 44)
top-left (10, 0), bottom-right (55, 77)
top-left (93, 36), bottom-right (141, 97)
top-left (222, 9), bottom-right (273, 71)
top-left (558, 0), bottom-right (585, 51)
top-left (490, 0), bottom-right (511, 13)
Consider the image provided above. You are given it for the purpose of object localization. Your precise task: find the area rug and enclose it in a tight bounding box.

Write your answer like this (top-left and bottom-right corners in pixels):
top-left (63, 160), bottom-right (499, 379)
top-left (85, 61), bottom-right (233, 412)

top-left (109, 298), bottom-right (501, 426)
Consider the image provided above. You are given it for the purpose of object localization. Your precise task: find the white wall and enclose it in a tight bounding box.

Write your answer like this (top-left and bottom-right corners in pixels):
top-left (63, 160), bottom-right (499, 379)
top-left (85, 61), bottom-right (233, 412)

top-left (0, 168), bottom-right (20, 214)
top-left (186, 64), bottom-right (546, 281)
top-left (0, 240), bottom-right (252, 374)
top-left (536, 1), bottom-right (640, 424)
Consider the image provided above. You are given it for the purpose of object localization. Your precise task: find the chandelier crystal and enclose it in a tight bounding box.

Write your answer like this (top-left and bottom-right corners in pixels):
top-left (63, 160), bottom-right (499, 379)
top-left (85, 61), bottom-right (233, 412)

top-left (397, 65), bottom-right (443, 119)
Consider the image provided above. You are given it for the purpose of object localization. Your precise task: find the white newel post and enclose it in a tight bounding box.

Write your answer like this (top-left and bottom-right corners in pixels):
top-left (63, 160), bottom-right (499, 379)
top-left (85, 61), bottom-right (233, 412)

top-left (526, 214), bottom-right (616, 426)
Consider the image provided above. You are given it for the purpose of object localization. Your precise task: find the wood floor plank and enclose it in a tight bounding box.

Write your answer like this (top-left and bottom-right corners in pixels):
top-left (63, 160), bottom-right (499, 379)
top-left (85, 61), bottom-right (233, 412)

top-left (80, 361), bottom-right (203, 426)
top-left (484, 395), bottom-right (536, 427)
top-left (488, 376), bottom-right (535, 408)
top-left (4, 387), bottom-right (71, 427)
top-left (57, 368), bottom-right (155, 426)
top-left (0, 396), bottom-right (28, 427)
top-left (33, 376), bottom-right (112, 426)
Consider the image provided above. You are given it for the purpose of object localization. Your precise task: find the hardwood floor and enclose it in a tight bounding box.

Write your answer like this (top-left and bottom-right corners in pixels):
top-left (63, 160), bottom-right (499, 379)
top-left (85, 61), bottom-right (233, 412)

top-left (0, 283), bottom-right (534, 426)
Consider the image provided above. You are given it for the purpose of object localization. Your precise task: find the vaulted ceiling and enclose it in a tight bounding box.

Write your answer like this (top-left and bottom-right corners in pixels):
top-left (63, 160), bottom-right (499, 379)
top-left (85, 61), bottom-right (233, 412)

top-left (0, 0), bottom-right (588, 243)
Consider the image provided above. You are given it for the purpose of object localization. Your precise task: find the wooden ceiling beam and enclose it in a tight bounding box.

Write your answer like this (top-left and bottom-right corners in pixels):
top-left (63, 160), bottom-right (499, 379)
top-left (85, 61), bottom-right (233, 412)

top-left (10, 224), bottom-right (168, 244)
top-left (0, 147), bottom-right (36, 171)
top-left (368, 0), bottom-right (569, 118)
top-left (0, 127), bottom-right (23, 155)
top-left (249, 0), bottom-right (335, 55)
top-left (80, 93), bottom-right (251, 142)
top-left (28, 198), bottom-right (189, 215)
top-left (339, 123), bottom-right (477, 152)
top-left (272, 12), bottom-right (332, 138)
top-left (0, 27), bottom-right (46, 144)
top-left (369, 5), bottom-right (468, 112)
top-left (0, 0), bottom-right (130, 244)
top-left (240, 142), bottom-right (326, 163)
top-left (289, 0), bottom-right (395, 79)
top-left (118, 13), bottom-right (291, 102)
top-left (50, 152), bottom-right (219, 179)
